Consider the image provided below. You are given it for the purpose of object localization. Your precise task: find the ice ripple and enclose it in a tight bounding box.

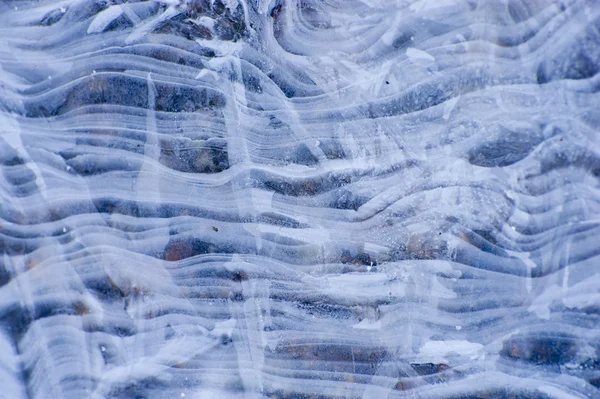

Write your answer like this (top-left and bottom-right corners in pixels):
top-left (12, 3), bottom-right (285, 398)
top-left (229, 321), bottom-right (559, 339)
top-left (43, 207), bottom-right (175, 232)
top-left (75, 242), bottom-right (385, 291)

top-left (1, 0), bottom-right (599, 398)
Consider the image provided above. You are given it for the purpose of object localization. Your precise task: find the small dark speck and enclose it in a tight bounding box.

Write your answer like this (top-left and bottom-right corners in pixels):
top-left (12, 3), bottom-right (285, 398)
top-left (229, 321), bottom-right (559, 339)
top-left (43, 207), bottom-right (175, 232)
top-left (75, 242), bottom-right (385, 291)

top-left (559, 138), bottom-right (563, 142)
top-left (385, 81), bottom-right (390, 85)
top-left (212, 226), bottom-right (219, 232)
top-left (220, 334), bottom-right (232, 345)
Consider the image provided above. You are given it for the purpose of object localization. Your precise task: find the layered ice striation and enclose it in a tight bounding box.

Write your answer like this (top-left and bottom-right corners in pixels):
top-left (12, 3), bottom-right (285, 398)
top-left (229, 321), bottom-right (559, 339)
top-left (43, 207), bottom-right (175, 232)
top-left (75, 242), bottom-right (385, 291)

top-left (0, 0), bottom-right (599, 398)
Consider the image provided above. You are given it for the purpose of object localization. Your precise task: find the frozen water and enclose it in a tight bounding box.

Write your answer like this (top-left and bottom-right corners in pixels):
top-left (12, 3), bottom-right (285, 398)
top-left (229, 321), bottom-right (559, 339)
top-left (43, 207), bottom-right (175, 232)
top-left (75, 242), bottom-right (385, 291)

top-left (0, 0), bottom-right (599, 398)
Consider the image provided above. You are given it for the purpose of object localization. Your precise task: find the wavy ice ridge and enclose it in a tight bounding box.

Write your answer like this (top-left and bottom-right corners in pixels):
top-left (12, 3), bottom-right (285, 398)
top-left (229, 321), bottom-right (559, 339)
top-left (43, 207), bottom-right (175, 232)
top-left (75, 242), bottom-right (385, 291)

top-left (0, 0), bottom-right (599, 398)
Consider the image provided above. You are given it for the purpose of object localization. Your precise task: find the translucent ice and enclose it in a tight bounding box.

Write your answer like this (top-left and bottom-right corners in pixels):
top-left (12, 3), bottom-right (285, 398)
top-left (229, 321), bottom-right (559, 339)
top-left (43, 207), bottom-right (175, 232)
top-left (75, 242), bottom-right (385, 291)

top-left (0, 1), bottom-right (599, 398)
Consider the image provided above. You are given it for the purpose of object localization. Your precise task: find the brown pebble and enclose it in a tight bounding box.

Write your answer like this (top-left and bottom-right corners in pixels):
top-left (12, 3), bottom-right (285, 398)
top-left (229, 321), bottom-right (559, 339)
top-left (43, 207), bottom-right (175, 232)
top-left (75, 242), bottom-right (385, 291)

top-left (164, 240), bottom-right (193, 261)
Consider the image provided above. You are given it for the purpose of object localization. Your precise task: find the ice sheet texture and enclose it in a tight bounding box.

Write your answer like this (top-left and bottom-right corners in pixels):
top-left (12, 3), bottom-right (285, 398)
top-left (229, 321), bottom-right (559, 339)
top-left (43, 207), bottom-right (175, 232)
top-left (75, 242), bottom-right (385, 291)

top-left (0, 0), bottom-right (599, 398)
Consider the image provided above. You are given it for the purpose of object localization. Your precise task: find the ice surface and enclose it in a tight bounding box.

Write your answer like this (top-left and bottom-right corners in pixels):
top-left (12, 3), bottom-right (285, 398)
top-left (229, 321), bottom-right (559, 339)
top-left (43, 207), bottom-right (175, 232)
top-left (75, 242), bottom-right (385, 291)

top-left (0, 0), bottom-right (599, 398)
